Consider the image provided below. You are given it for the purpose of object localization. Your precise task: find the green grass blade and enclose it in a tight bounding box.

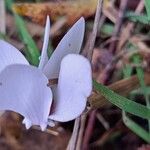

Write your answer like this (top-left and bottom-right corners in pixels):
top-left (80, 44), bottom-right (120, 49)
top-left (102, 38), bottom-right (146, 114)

top-left (101, 24), bottom-right (114, 35)
top-left (125, 11), bottom-right (149, 24)
top-left (122, 52), bottom-right (150, 143)
top-left (123, 112), bottom-right (150, 143)
top-left (93, 80), bottom-right (150, 120)
top-left (0, 32), bottom-right (7, 40)
top-left (14, 14), bottom-right (40, 66)
top-left (133, 55), bottom-right (145, 89)
top-left (133, 55), bottom-right (150, 133)
top-left (145, 0), bottom-right (150, 20)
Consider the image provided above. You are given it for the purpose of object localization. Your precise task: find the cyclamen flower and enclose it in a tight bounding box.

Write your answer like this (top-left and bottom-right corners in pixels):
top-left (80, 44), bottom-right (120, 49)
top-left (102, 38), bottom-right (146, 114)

top-left (0, 17), bottom-right (92, 131)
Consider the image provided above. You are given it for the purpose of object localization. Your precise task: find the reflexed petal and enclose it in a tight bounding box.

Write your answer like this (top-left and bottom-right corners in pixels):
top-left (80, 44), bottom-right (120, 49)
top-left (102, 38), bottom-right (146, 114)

top-left (43, 17), bottom-right (85, 79)
top-left (49, 54), bottom-right (92, 122)
top-left (0, 40), bottom-right (29, 73)
top-left (38, 16), bottom-right (50, 70)
top-left (0, 64), bottom-right (52, 130)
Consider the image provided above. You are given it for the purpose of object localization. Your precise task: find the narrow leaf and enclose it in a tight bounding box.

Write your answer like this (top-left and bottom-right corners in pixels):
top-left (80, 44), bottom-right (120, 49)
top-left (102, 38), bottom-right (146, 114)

top-left (93, 80), bottom-right (150, 120)
top-left (14, 14), bottom-right (40, 66)
top-left (123, 112), bottom-right (150, 143)
top-left (145, 0), bottom-right (150, 19)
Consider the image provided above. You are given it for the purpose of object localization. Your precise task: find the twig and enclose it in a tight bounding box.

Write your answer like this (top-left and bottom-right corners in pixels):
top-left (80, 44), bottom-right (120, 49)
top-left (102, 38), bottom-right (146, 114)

top-left (50, 17), bottom-right (67, 37)
top-left (117, 0), bottom-right (144, 51)
top-left (91, 120), bottom-right (122, 147)
top-left (78, 13), bottom-right (106, 150)
top-left (0, 0), bottom-right (5, 118)
top-left (68, 1), bottom-right (103, 149)
top-left (78, 1), bottom-right (103, 149)
top-left (97, 0), bottom-right (129, 83)
top-left (0, 0), bottom-right (6, 34)
top-left (96, 113), bottom-right (110, 130)
top-left (67, 117), bottom-right (80, 150)
top-left (102, 2), bottom-right (118, 23)
top-left (32, 126), bottom-right (59, 136)
top-left (83, 14), bottom-right (106, 56)
top-left (85, 0), bottom-right (103, 61)
top-left (96, 0), bottom-right (144, 84)
top-left (109, 0), bottom-right (128, 53)
top-left (82, 110), bottom-right (97, 150)
top-left (76, 114), bottom-right (87, 150)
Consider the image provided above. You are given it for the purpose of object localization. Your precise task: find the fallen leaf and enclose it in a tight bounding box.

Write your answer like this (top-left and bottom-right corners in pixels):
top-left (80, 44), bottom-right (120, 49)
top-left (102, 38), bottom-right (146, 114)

top-left (13, 0), bottom-right (97, 25)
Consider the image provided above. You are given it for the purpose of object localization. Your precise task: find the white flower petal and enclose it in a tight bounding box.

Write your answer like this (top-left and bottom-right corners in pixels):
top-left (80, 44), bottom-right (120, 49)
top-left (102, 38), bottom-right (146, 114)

top-left (0, 64), bottom-right (52, 130)
top-left (49, 54), bottom-right (92, 122)
top-left (38, 16), bottom-right (50, 70)
top-left (43, 17), bottom-right (85, 79)
top-left (0, 40), bottom-right (29, 73)
top-left (22, 118), bottom-right (32, 129)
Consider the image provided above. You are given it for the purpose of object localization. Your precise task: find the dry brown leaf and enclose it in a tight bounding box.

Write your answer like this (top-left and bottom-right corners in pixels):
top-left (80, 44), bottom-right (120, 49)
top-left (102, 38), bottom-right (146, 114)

top-left (13, 0), bottom-right (97, 25)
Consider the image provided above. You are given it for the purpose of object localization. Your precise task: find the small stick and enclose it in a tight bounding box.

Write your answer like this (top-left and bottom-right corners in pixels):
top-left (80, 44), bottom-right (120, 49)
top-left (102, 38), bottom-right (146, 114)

top-left (96, 0), bottom-right (129, 83)
top-left (76, 114), bottom-right (87, 150)
top-left (91, 120), bottom-right (122, 147)
top-left (82, 14), bottom-right (106, 56)
top-left (82, 110), bottom-right (97, 150)
top-left (77, 14), bottom-right (106, 150)
top-left (0, 0), bottom-right (6, 34)
top-left (86, 0), bottom-right (103, 61)
top-left (117, 0), bottom-right (144, 51)
top-left (96, 113), bottom-right (110, 130)
top-left (82, 0), bottom-right (108, 149)
top-left (32, 126), bottom-right (59, 136)
top-left (66, 117), bottom-right (80, 150)
top-left (108, 0), bottom-right (128, 54)
top-left (68, 1), bottom-right (104, 150)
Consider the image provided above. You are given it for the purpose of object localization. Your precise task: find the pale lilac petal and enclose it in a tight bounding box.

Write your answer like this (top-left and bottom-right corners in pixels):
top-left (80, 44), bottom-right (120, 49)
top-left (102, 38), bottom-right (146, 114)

top-left (43, 17), bottom-right (85, 79)
top-left (0, 40), bottom-right (29, 73)
top-left (22, 118), bottom-right (32, 129)
top-left (0, 64), bottom-right (52, 130)
top-left (38, 16), bottom-right (50, 70)
top-left (49, 54), bottom-right (92, 122)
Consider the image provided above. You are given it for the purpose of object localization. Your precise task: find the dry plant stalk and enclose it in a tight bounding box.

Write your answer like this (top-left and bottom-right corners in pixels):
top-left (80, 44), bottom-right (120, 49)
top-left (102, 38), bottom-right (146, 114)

top-left (102, 1), bottom-right (118, 23)
top-left (117, 0), bottom-right (145, 51)
top-left (109, 0), bottom-right (128, 53)
top-left (32, 126), bottom-right (59, 136)
top-left (0, 0), bottom-right (5, 33)
top-left (86, 0), bottom-right (103, 61)
top-left (68, 0), bottom-right (103, 149)
top-left (82, 0), bottom-right (103, 149)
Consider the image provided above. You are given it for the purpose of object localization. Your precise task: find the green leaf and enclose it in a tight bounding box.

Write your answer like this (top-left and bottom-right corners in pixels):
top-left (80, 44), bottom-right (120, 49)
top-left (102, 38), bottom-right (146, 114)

top-left (93, 80), bottom-right (150, 120)
top-left (121, 51), bottom-right (150, 143)
top-left (131, 87), bottom-right (150, 96)
top-left (132, 55), bottom-right (146, 93)
top-left (123, 112), bottom-right (150, 143)
top-left (0, 32), bottom-right (7, 40)
top-left (14, 14), bottom-right (40, 66)
top-left (125, 11), bottom-right (149, 24)
top-left (123, 64), bottom-right (132, 78)
top-left (145, 0), bottom-right (150, 20)
top-left (47, 41), bottom-right (53, 58)
top-left (101, 24), bottom-right (114, 35)
top-left (5, 0), bottom-right (14, 11)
